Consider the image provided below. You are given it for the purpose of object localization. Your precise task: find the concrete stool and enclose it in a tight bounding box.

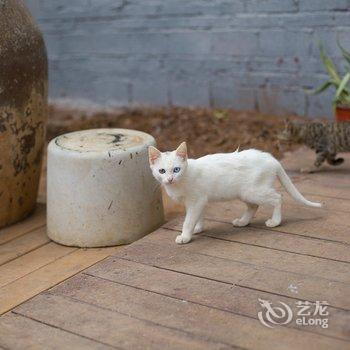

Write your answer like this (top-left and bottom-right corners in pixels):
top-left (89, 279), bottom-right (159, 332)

top-left (47, 128), bottom-right (164, 247)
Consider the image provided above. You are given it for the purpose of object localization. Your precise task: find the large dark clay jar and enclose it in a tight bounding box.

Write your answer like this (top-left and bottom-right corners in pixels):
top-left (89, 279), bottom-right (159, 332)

top-left (0, 0), bottom-right (48, 228)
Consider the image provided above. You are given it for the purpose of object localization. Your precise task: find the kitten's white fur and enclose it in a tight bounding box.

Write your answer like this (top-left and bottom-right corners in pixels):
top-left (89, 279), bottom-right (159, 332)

top-left (149, 142), bottom-right (322, 244)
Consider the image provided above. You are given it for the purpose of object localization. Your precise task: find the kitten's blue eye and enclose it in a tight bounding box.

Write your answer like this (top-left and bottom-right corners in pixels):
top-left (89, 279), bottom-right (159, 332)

top-left (159, 169), bottom-right (166, 174)
top-left (173, 167), bottom-right (181, 173)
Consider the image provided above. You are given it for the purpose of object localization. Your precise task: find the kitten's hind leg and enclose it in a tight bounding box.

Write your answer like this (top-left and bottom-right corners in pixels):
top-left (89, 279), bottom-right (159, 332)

top-left (194, 214), bottom-right (204, 234)
top-left (232, 203), bottom-right (258, 227)
top-left (264, 192), bottom-right (282, 228)
top-left (314, 151), bottom-right (327, 168)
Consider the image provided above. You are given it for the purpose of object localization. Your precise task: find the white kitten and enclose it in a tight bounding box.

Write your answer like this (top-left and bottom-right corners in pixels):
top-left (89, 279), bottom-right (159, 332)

top-left (149, 142), bottom-right (322, 244)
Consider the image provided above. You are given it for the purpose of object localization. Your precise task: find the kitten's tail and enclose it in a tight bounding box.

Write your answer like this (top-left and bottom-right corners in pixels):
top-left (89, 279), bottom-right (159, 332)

top-left (277, 165), bottom-right (323, 208)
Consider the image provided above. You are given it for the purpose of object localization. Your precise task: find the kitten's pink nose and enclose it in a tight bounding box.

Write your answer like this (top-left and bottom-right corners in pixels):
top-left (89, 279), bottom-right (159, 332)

top-left (167, 177), bottom-right (174, 184)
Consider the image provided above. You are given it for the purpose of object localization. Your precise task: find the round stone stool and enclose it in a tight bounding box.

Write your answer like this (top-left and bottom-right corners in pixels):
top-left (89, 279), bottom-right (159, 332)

top-left (47, 128), bottom-right (164, 247)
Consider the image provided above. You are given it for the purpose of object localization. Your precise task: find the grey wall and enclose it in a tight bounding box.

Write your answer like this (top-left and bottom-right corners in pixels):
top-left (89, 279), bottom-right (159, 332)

top-left (26, 0), bottom-right (350, 117)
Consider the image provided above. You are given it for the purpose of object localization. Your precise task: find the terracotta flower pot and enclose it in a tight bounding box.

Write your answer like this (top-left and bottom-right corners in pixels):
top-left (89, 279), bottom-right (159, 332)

top-left (0, 0), bottom-right (48, 228)
top-left (335, 106), bottom-right (350, 122)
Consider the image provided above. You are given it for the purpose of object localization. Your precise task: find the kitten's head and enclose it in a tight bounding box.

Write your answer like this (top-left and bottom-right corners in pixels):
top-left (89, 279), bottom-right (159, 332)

top-left (279, 119), bottom-right (305, 143)
top-left (148, 142), bottom-right (188, 185)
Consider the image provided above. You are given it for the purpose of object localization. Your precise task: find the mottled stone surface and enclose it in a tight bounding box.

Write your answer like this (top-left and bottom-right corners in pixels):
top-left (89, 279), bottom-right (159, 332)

top-left (47, 129), bottom-right (164, 247)
top-left (0, 0), bottom-right (48, 228)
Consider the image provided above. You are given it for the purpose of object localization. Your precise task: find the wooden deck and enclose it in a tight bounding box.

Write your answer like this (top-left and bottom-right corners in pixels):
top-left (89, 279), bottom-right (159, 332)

top-left (1, 147), bottom-right (350, 349)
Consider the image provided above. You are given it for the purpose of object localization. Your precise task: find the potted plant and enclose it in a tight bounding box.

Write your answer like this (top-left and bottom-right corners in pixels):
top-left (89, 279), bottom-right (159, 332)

top-left (308, 40), bottom-right (350, 121)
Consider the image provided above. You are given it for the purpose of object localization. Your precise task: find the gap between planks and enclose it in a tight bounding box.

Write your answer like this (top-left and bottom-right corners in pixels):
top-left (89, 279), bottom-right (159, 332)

top-left (0, 227), bottom-right (50, 266)
top-left (0, 208), bottom-right (122, 314)
top-left (0, 242), bottom-right (78, 288)
top-left (163, 218), bottom-right (350, 265)
top-left (162, 202), bottom-right (350, 246)
top-left (114, 235), bottom-right (350, 310)
top-left (207, 217), bottom-right (350, 246)
top-left (111, 253), bottom-right (350, 312)
top-left (164, 223), bottom-right (350, 264)
top-left (0, 245), bottom-right (121, 315)
top-left (12, 293), bottom-right (236, 350)
top-left (203, 203), bottom-right (350, 245)
top-left (0, 204), bottom-right (46, 246)
top-left (1, 312), bottom-right (119, 350)
top-left (14, 296), bottom-right (238, 350)
top-left (208, 216), bottom-right (350, 246)
top-left (12, 280), bottom-right (349, 350)
top-left (79, 270), bottom-right (349, 343)
top-left (76, 258), bottom-right (350, 345)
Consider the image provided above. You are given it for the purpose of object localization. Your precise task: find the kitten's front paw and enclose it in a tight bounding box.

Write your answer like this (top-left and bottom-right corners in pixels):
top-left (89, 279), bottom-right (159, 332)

top-left (232, 218), bottom-right (249, 227)
top-left (175, 235), bottom-right (191, 244)
top-left (265, 219), bottom-right (281, 228)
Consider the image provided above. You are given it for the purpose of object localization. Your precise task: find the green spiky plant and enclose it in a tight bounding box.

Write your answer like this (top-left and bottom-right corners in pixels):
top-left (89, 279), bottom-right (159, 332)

top-left (308, 39), bottom-right (350, 108)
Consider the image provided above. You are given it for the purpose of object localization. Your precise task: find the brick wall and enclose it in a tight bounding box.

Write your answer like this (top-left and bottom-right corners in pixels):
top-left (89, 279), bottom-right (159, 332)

top-left (26, 0), bottom-right (350, 117)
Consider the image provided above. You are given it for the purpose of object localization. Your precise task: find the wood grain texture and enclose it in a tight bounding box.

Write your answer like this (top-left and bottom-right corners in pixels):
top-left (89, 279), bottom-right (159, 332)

top-left (0, 227), bottom-right (50, 266)
top-left (83, 257), bottom-right (350, 348)
top-left (50, 273), bottom-right (350, 342)
top-left (15, 293), bottom-right (234, 350)
top-left (0, 313), bottom-right (114, 350)
top-left (0, 242), bottom-right (76, 287)
top-left (111, 240), bottom-right (350, 310)
top-left (204, 200), bottom-right (350, 244)
top-left (292, 180), bottom-right (350, 200)
top-left (0, 247), bottom-right (120, 315)
top-left (164, 218), bottom-right (350, 263)
top-left (140, 228), bottom-right (350, 284)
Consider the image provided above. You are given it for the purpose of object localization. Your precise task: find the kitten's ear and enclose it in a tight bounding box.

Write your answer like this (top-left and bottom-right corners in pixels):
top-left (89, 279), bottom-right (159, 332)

top-left (148, 146), bottom-right (161, 165)
top-left (176, 142), bottom-right (187, 161)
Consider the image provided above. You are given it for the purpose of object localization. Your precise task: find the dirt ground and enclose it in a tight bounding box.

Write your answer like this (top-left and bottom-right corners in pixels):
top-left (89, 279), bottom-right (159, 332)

top-left (47, 105), bottom-right (304, 159)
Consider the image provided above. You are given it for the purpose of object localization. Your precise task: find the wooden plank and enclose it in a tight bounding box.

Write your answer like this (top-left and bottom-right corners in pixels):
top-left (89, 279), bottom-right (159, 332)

top-left (281, 147), bottom-right (350, 176)
top-left (84, 257), bottom-right (350, 349)
top-left (0, 204), bottom-right (46, 245)
top-left (206, 198), bottom-right (350, 228)
top-left (0, 246), bottom-right (120, 315)
top-left (0, 313), bottom-right (113, 350)
top-left (298, 179), bottom-right (350, 203)
top-left (141, 227), bottom-right (350, 284)
top-left (52, 273), bottom-right (350, 342)
top-left (14, 293), bottom-right (233, 350)
top-left (113, 239), bottom-right (350, 310)
top-left (0, 242), bottom-right (76, 287)
top-left (284, 168), bottom-right (350, 187)
top-left (204, 200), bottom-right (350, 244)
top-left (282, 193), bottom-right (350, 213)
top-left (164, 218), bottom-right (350, 263)
top-left (0, 227), bottom-right (50, 266)
top-left (292, 180), bottom-right (350, 200)
top-left (284, 169), bottom-right (350, 187)
top-left (272, 172), bottom-right (350, 210)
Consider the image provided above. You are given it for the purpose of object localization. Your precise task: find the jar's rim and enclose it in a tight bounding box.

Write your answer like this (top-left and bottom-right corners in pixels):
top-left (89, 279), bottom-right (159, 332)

top-left (50, 128), bottom-right (155, 154)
